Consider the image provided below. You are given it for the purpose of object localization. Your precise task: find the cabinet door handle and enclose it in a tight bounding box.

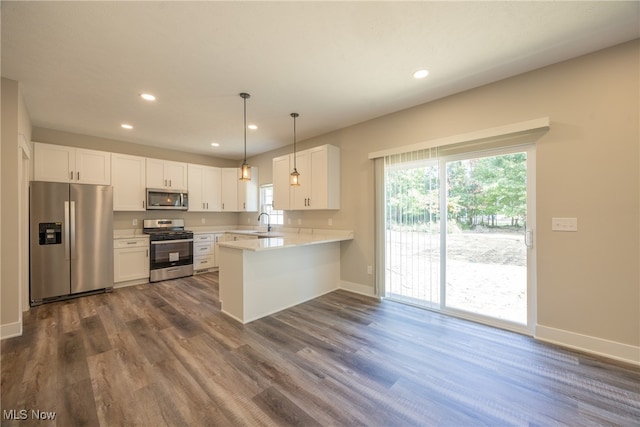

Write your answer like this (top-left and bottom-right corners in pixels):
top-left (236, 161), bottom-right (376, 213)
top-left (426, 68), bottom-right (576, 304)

top-left (164, 179), bottom-right (167, 186)
top-left (143, 200), bottom-right (145, 209)
top-left (206, 202), bottom-right (209, 209)
top-left (126, 241), bottom-right (136, 245)
top-left (146, 249), bottom-right (149, 257)
top-left (203, 202), bottom-right (205, 209)
top-left (77, 171), bottom-right (80, 181)
top-left (69, 171), bottom-right (73, 180)
top-left (169, 179), bottom-right (172, 187)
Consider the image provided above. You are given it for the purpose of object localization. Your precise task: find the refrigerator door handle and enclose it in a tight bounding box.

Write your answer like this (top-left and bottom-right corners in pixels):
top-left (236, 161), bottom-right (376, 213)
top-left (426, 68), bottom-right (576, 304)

top-left (70, 200), bottom-right (77, 259)
top-left (64, 201), bottom-right (71, 260)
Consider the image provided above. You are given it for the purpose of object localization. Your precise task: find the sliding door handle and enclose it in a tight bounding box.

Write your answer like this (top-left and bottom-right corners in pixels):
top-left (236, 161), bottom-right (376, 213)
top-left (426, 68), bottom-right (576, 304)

top-left (525, 229), bottom-right (533, 249)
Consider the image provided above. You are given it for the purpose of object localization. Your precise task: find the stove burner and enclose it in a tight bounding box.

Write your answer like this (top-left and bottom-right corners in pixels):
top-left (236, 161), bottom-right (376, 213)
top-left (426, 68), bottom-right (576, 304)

top-left (142, 219), bottom-right (192, 241)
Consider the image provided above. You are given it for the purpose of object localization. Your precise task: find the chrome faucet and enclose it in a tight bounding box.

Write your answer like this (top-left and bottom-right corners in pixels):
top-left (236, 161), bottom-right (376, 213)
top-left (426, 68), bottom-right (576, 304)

top-left (257, 212), bottom-right (271, 232)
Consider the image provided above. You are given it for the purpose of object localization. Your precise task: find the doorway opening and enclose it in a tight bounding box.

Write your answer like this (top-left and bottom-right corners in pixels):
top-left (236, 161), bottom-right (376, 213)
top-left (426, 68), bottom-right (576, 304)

top-left (383, 146), bottom-right (534, 332)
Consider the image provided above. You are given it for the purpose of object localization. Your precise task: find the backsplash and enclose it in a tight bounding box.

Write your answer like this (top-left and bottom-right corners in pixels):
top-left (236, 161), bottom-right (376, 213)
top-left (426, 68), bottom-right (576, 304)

top-left (114, 211), bottom-right (240, 231)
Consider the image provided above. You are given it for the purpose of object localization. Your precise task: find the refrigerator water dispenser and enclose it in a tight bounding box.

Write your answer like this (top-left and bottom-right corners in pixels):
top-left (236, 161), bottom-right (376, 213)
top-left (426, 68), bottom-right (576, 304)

top-left (38, 222), bottom-right (62, 245)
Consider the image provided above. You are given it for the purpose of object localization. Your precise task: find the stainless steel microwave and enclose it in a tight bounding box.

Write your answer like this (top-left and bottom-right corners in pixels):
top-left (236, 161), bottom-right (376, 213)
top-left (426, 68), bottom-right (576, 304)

top-left (146, 189), bottom-right (188, 210)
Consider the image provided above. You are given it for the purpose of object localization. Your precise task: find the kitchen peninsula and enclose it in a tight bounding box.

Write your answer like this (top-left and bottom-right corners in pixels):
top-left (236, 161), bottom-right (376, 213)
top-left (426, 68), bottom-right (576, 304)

top-left (218, 229), bottom-right (354, 323)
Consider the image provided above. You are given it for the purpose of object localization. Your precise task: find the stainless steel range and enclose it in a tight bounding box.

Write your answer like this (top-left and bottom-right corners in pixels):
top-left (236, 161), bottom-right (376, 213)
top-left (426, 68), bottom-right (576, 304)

top-left (143, 219), bottom-right (193, 282)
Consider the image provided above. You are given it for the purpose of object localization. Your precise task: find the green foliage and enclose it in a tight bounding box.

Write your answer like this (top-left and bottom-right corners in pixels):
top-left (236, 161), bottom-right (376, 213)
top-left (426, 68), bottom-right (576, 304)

top-left (386, 153), bottom-right (527, 230)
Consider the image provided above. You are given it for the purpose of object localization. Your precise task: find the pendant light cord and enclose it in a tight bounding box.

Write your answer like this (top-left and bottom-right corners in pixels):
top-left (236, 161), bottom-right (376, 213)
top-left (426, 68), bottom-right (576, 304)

top-left (240, 93), bottom-right (250, 164)
top-left (293, 114), bottom-right (297, 169)
top-left (291, 112), bottom-right (299, 169)
top-left (243, 96), bottom-right (247, 163)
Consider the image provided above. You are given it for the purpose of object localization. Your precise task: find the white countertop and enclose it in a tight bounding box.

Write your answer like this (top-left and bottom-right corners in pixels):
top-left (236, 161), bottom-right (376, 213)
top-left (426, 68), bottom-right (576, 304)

top-left (113, 226), bottom-right (352, 246)
top-left (218, 229), bottom-right (354, 252)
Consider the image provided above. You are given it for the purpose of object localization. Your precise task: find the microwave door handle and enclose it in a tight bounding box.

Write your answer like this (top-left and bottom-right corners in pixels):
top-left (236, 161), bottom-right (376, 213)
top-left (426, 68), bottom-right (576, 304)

top-left (64, 201), bottom-right (70, 260)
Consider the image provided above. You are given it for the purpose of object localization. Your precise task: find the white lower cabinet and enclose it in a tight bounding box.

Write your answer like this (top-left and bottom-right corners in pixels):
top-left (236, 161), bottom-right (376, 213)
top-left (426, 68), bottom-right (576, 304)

top-left (114, 237), bottom-right (150, 286)
top-left (194, 233), bottom-right (224, 272)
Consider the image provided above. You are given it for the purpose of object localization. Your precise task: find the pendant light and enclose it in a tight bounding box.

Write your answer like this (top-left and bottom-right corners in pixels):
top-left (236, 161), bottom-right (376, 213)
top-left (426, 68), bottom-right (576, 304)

top-left (290, 112), bottom-right (300, 186)
top-left (239, 92), bottom-right (251, 181)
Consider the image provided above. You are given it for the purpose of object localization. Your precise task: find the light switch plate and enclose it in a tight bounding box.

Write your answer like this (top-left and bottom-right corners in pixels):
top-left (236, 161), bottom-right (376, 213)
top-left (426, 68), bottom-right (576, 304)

top-left (552, 217), bottom-right (578, 232)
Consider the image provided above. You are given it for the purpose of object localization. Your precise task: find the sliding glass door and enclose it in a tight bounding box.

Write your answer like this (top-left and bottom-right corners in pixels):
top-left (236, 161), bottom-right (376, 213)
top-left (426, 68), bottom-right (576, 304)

top-left (383, 145), bottom-right (535, 332)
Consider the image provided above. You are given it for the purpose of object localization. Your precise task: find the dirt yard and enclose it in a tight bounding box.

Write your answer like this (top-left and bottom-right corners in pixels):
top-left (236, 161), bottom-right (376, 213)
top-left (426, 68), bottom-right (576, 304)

top-left (386, 229), bottom-right (527, 324)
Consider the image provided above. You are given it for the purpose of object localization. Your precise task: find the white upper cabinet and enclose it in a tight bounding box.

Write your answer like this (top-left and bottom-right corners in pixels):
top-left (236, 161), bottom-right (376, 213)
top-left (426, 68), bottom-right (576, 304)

top-left (146, 158), bottom-right (188, 190)
top-left (220, 168), bottom-right (239, 211)
top-left (188, 164), bottom-right (221, 212)
top-left (220, 167), bottom-right (258, 212)
top-left (34, 142), bottom-right (111, 185)
top-left (272, 154), bottom-right (291, 211)
top-left (290, 149), bottom-right (312, 210)
top-left (112, 153), bottom-right (146, 211)
top-left (275, 145), bottom-right (340, 211)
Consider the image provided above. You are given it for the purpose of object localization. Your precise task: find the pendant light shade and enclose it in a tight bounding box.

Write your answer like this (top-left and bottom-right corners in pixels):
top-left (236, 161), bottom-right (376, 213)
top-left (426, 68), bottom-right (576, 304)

top-left (239, 92), bottom-right (251, 181)
top-left (290, 112), bottom-right (300, 187)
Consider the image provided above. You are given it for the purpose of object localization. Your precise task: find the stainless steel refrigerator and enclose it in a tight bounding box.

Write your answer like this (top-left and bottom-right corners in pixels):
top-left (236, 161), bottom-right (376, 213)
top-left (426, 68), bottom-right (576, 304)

top-left (30, 181), bottom-right (114, 305)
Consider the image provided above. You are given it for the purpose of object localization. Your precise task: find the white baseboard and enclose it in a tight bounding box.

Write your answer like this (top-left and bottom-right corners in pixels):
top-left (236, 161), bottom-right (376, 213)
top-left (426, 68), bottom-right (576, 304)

top-left (339, 280), bottom-right (376, 298)
top-left (536, 325), bottom-right (640, 366)
top-left (1, 321), bottom-right (22, 340)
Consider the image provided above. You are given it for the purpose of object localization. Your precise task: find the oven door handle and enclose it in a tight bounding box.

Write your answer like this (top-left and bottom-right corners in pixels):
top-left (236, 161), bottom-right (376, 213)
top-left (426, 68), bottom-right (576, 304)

top-left (150, 239), bottom-right (194, 245)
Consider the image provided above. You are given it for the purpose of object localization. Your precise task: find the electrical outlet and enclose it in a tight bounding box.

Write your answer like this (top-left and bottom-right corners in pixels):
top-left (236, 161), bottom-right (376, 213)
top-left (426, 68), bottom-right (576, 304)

top-left (298, 218), bottom-right (302, 225)
top-left (247, 218), bottom-right (250, 223)
top-left (201, 218), bottom-right (205, 224)
top-left (367, 265), bottom-right (373, 275)
top-left (132, 218), bottom-right (137, 226)
top-left (288, 218), bottom-right (291, 225)
top-left (328, 218), bottom-right (333, 226)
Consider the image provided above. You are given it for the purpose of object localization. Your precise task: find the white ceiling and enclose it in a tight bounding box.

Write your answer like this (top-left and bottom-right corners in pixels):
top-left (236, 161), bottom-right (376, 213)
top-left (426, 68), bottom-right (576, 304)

top-left (2, 1), bottom-right (639, 160)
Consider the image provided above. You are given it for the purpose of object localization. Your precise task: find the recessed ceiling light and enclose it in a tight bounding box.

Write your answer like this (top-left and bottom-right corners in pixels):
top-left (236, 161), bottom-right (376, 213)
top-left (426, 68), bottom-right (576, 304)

top-left (413, 69), bottom-right (429, 79)
top-left (248, 124), bottom-right (258, 130)
top-left (140, 93), bottom-right (156, 101)
top-left (121, 123), bottom-right (133, 130)
top-left (210, 142), bottom-right (220, 147)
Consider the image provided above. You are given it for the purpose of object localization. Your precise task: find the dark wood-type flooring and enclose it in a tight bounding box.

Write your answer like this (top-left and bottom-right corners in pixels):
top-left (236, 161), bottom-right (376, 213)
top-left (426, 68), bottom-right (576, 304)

top-left (2, 272), bottom-right (640, 426)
